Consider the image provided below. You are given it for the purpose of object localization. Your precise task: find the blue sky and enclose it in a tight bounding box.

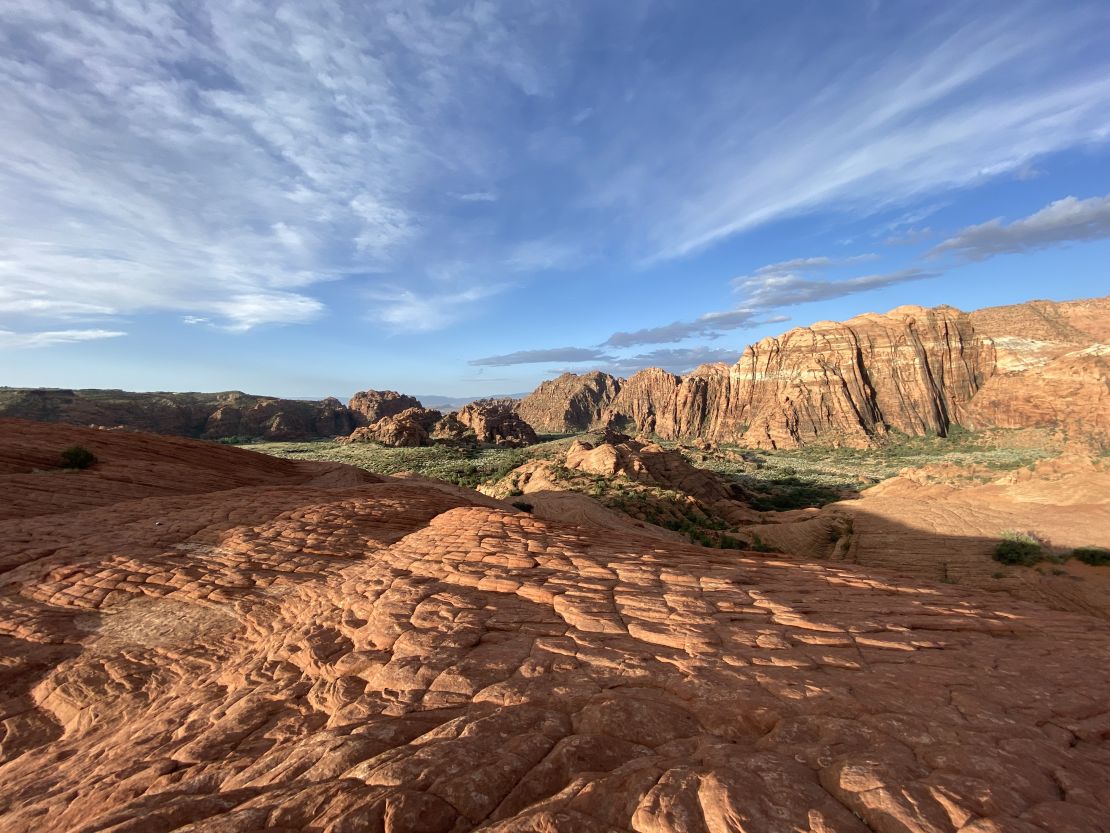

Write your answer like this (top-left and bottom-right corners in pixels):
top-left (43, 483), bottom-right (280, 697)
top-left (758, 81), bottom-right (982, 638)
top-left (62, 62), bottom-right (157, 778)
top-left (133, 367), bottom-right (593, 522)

top-left (2, 0), bottom-right (1109, 398)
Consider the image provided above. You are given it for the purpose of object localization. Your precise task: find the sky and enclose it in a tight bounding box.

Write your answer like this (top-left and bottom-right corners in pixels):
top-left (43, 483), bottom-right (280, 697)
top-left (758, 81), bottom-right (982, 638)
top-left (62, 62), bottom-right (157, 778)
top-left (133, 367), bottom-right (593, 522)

top-left (2, 0), bottom-right (1110, 399)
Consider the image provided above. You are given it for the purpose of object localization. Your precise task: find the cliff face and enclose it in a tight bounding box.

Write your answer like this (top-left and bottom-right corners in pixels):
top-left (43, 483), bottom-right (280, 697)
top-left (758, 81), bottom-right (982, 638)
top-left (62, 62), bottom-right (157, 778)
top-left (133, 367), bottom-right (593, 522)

top-left (590, 305), bottom-right (994, 448)
top-left (516, 371), bottom-right (621, 433)
top-left (0, 388), bottom-right (357, 441)
top-left (729, 305), bottom-right (993, 448)
top-left (965, 296), bottom-right (1110, 444)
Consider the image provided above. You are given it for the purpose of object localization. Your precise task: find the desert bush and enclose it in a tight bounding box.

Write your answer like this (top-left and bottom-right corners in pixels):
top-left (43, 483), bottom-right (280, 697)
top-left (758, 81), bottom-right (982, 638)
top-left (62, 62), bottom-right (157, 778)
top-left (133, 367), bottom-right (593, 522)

top-left (60, 445), bottom-right (97, 469)
top-left (749, 534), bottom-right (782, 553)
top-left (1072, 546), bottom-right (1110, 566)
top-left (992, 530), bottom-right (1045, 566)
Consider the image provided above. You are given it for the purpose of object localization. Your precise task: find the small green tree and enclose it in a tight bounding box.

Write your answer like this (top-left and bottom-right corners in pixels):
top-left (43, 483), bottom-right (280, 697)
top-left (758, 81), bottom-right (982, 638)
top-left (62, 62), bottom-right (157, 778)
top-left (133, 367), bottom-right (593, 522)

top-left (61, 445), bottom-right (97, 470)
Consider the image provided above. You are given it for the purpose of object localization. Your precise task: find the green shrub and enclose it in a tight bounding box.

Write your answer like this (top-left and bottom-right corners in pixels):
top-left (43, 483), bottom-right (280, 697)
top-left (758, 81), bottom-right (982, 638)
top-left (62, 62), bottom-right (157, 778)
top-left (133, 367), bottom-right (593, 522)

top-left (511, 501), bottom-right (534, 513)
top-left (749, 534), bottom-right (782, 554)
top-left (60, 445), bottom-right (97, 470)
top-left (992, 531), bottom-right (1044, 566)
top-left (1072, 546), bottom-right (1110, 566)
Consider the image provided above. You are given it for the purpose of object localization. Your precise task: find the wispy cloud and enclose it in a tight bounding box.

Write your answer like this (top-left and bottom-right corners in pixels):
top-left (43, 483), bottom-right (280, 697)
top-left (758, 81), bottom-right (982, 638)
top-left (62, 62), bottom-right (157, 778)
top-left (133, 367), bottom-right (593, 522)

top-left (0, 329), bottom-right (126, 349)
top-left (0, 1), bottom-right (561, 334)
top-left (595, 5), bottom-right (1110, 259)
top-left (733, 268), bottom-right (937, 307)
top-left (604, 310), bottom-right (779, 348)
top-left (371, 284), bottom-right (510, 333)
top-left (604, 258), bottom-right (932, 349)
top-left (931, 193), bottom-right (1110, 260)
top-left (3, 1), bottom-right (1109, 355)
top-left (470, 347), bottom-right (613, 366)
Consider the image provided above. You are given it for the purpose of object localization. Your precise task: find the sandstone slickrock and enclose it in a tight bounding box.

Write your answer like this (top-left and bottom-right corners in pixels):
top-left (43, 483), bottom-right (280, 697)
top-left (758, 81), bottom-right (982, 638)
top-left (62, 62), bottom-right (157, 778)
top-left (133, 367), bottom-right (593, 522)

top-left (516, 372), bottom-right (621, 433)
top-left (0, 388), bottom-right (357, 441)
top-left (2, 419), bottom-right (1110, 832)
top-left (748, 452), bottom-right (1110, 621)
top-left (347, 390), bottom-right (423, 427)
top-left (456, 399), bottom-right (539, 447)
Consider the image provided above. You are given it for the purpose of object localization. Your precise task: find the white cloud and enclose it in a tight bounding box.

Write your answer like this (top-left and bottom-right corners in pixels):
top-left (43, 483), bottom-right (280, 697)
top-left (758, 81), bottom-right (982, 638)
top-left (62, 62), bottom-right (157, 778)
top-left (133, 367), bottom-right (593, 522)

top-left (0, 0), bottom-right (559, 333)
top-left (0, 328), bottom-right (126, 349)
top-left (733, 268), bottom-right (937, 307)
top-left (470, 347), bottom-right (613, 366)
top-left (454, 191), bottom-right (499, 202)
top-left (931, 193), bottom-right (1110, 260)
top-left (591, 6), bottom-right (1110, 259)
top-left (370, 284), bottom-right (509, 333)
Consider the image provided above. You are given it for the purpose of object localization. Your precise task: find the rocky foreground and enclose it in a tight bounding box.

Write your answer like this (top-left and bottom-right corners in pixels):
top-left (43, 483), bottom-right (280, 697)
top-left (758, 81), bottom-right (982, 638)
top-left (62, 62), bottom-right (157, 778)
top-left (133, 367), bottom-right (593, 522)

top-left (2, 420), bottom-right (1110, 833)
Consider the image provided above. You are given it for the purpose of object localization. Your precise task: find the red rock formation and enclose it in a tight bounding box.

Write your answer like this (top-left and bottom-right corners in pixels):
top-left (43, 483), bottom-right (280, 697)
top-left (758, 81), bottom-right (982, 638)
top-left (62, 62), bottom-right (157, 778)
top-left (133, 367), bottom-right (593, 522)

top-left (516, 371), bottom-right (621, 432)
top-left (3, 418), bottom-right (1110, 832)
top-left (598, 306), bottom-right (993, 448)
top-left (456, 399), bottom-right (539, 446)
top-left (965, 296), bottom-right (1110, 445)
top-left (522, 296), bottom-right (1108, 449)
top-left (0, 388), bottom-right (357, 441)
top-left (347, 389), bottom-right (422, 426)
top-left (341, 407), bottom-right (442, 447)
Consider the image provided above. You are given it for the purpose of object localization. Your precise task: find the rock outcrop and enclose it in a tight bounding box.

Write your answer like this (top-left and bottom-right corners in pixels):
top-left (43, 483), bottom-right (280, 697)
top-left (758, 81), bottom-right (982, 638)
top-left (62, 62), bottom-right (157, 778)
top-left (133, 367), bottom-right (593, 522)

top-left (3, 418), bottom-right (1110, 832)
top-left (456, 398), bottom-right (539, 446)
top-left (0, 388), bottom-right (357, 441)
top-left (347, 389), bottom-right (422, 426)
top-left (964, 296), bottom-right (1110, 445)
top-left (341, 407), bottom-right (443, 447)
top-left (517, 371), bottom-right (621, 433)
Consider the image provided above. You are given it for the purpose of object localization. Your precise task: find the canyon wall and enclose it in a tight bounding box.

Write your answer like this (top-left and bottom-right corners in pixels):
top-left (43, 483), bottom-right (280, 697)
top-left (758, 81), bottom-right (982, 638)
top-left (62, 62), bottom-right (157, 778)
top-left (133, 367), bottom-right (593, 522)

top-left (526, 295), bottom-right (1109, 449)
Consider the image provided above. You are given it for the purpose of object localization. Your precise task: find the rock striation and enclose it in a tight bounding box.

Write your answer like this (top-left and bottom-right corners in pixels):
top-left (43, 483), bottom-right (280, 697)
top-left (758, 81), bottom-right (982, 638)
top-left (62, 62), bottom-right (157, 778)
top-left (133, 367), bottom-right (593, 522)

top-left (2, 418), bottom-right (1110, 832)
top-left (964, 296), bottom-right (1110, 445)
top-left (516, 371), bottom-right (621, 433)
top-left (535, 295), bottom-right (1108, 449)
top-left (456, 399), bottom-right (539, 447)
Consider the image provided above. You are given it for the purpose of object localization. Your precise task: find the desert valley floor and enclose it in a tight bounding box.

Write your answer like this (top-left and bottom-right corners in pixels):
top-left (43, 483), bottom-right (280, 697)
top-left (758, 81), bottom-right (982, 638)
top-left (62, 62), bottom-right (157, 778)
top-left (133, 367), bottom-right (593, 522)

top-left (1, 418), bottom-right (1109, 833)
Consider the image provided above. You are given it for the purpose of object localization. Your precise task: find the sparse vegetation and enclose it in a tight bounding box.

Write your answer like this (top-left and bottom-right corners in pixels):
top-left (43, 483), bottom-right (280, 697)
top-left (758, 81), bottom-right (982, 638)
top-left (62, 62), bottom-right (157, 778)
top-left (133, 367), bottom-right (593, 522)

top-left (749, 534), bottom-right (782, 553)
top-left (60, 445), bottom-right (97, 470)
top-left (992, 531), bottom-right (1047, 567)
top-left (1072, 546), bottom-right (1110, 566)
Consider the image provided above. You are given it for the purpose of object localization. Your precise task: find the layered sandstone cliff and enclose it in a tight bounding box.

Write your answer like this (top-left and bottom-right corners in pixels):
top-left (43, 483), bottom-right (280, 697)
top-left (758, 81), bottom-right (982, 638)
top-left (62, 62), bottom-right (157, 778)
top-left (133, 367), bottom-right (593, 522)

top-left (964, 296), bottom-right (1110, 444)
top-left (594, 305), bottom-right (994, 448)
top-left (531, 296), bottom-right (1108, 449)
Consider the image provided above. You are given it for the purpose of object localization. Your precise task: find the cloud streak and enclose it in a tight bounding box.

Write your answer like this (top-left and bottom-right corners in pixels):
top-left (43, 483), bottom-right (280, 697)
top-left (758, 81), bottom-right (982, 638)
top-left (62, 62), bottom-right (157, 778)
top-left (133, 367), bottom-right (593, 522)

top-left (0, 329), bottom-right (126, 349)
top-left (470, 347), bottom-right (613, 367)
top-left (931, 193), bottom-right (1110, 260)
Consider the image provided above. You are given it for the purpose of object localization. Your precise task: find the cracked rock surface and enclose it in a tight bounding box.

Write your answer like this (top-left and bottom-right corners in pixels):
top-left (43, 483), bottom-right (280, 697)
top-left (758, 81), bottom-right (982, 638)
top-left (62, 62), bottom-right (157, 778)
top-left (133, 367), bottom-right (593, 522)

top-left (1, 419), bottom-right (1109, 833)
